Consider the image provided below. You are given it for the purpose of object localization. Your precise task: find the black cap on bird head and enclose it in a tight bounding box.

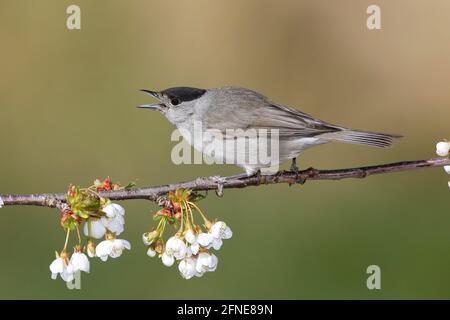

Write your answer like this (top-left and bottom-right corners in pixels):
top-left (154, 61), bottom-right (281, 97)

top-left (161, 87), bottom-right (206, 103)
top-left (138, 87), bottom-right (206, 110)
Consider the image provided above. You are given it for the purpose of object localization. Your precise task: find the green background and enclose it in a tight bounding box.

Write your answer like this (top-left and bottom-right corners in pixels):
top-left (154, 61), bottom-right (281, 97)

top-left (1, 0), bottom-right (450, 299)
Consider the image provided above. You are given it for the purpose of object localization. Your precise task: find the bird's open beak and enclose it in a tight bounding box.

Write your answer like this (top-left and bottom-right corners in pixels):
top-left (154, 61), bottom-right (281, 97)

top-left (137, 103), bottom-right (163, 110)
top-left (138, 89), bottom-right (164, 110)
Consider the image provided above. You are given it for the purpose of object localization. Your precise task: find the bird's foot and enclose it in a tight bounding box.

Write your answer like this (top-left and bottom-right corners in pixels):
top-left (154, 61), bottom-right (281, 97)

top-left (290, 158), bottom-right (299, 173)
top-left (290, 158), bottom-right (306, 185)
top-left (210, 176), bottom-right (226, 197)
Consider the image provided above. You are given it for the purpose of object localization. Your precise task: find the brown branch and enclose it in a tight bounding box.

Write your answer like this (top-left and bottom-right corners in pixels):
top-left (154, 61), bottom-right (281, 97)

top-left (1, 157), bottom-right (449, 208)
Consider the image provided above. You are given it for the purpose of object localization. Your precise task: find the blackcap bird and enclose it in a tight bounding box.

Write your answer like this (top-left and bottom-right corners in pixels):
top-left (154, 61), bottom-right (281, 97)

top-left (139, 86), bottom-right (401, 175)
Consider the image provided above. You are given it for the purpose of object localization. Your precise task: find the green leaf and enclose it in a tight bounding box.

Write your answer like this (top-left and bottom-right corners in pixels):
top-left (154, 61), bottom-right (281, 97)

top-left (190, 191), bottom-right (206, 202)
top-left (124, 182), bottom-right (137, 190)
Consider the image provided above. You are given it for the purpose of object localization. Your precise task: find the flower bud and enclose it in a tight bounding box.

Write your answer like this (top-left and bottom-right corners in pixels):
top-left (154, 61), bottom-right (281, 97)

top-left (436, 141), bottom-right (450, 157)
top-left (172, 202), bottom-right (181, 213)
top-left (142, 230), bottom-right (159, 246)
top-left (59, 250), bottom-right (70, 266)
top-left (87, 240), bottom-right (96, 257)
top-left (147, 247), bottom-right (157, 258)
top-left (154, 239), bottom-right (165, 254)
top-left (444, 165), bottom-right (450, 174)
top-left (184, 229), bottom-right (197, 244)
top-left (161, 252), bottom-right (175, 267)
top-left (66, 185), bottom-right (101, 219)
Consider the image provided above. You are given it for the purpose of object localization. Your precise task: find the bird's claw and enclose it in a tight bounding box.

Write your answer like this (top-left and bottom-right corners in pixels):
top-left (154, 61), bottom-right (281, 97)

top-left (290, 158), bottom-right (299, 184)
top-left (289, 158), bottom-right (306, 185)
top-left (290, 158), bottom-right (299, 174)
top-left (211, 176), bottom-right (226, 197)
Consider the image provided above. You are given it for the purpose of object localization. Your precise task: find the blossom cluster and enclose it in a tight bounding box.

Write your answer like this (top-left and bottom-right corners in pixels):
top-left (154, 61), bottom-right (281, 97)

top-left (436, 141), bottom-right (450, 188)
top-left (143, 189), bottom-right (233, 279)
top-left (48, 179), bottom-right (232, 284)
top-left (50, 178), bottom-right (130, 283)
top-left (83, 203), bottom-right (130, 261)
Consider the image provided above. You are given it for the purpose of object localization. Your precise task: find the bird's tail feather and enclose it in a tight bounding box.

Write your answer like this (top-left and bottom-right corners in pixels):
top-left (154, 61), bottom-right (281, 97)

top-left (322, 129), bottom-right (402, 148)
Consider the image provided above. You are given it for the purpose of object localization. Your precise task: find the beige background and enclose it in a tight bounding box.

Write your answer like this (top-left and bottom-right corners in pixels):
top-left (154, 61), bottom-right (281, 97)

top-left (0, 0), bottom-right (450, 298)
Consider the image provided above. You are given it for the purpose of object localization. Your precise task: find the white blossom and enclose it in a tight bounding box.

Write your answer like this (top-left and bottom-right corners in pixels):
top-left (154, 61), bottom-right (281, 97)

top-left (83, 220), bottom-right (106, 239)
top-left (103, 203), bottom-right (125, 218)
top-left (95, 238), bottom-right (131, 261)
top-left (0, 196), bottom-right (3, 208)
top-left (184, 229), bottom-right (197, 244)
top-left (195, 252), bottom-right (218, 274)
top-left (184, 229), bottom-right (201, 255)
top-left (142, 231), bottom-right (159, 246)
top-left (147, 247), bottom-right (157, 258)
top-left (190, 242), bottom-right (200, 255)
top-left (101, 216), bottom-right (124, 235)
top-left (197, 232), bottom-right (214, 247)
top-left (210, 237), bottom-right (223, 250)
top-left (196, 222), bottom-right (232, 251)
top-left (70, 252), bottom-right (90, 273)
top-left (49, 257), bottom-right (74, 282)
top-left (165, 236), bottom-right (187, 260)
top-left (178, 257), bottom-right (197, 279)
top-left (101, 203), bottom-right (126, 235)
top-left (142, 233), bottom-right (152, 246)
top-left (444, 165), bottom-right (450, 174)
top-left (197, 231), bottom-right (224, 250)
top-left (436, 141), bottom-right (450, 157)
top-left (210, 221), bottom-right (233, 240)
top-left (161, 252), bottom-right (175, 267)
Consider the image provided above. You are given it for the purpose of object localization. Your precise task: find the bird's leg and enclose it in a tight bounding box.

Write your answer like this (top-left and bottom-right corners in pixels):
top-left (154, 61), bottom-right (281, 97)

top-left (255, 169), bottom-right (261, 181)
top-left (290, 157), bottom-right (299, 173)
top-left (290, 158), bottom-right (306, 185)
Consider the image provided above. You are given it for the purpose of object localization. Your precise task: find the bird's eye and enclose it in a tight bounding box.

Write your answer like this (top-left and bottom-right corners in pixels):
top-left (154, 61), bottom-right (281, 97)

top-left (171, 98), bottom-right (180, 106)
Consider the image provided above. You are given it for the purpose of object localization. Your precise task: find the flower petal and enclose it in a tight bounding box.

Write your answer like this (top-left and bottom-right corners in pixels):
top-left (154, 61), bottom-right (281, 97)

top-left (84, 220), bottom-right (107, 239)
top-left (179, 257), bottom-right (197, 279)
top-left (103, 203), bottom-right (125, 218)
top-left (211, 238), bottom-right (222, 250)
top-left (161, 252), bottom-right (175, 267)
top-left (96, 240), bottom-right (113, 257)
top-left (197, 233), bottom-right (213, 247)
top-left (185, 229), bottom-right (197, 244)
top-left (190, 243), bottom-right (200, 255)
top-left (147, 247), bottom-right (156, 257)
top-left (71, 252), bottom-right (90, 273)
top-left (436, 141), bottom-right (450, 157)
top-left (120, 239), bottom-right (131, 250)
top-left (49, 258), bottom-right (64, 274)
top-left (106, 219), bottom-right (125, 235)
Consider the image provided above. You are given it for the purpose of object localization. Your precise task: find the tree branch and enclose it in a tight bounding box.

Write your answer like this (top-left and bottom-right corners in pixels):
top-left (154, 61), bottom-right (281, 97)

top-left (1, 157), bottom-right (449, 208)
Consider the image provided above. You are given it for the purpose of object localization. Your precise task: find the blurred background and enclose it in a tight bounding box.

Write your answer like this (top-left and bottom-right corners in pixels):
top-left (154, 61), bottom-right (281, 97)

top-left (0, 0), bottom-right (450, 299)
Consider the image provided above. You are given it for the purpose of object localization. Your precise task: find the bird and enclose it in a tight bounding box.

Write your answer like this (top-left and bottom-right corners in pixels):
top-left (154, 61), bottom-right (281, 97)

top-left (139, 86), bottom-right (401, 176)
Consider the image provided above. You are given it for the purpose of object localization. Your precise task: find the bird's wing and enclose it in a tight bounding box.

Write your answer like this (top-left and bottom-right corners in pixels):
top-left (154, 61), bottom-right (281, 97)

top-left (202, 87), bottom-right (340, 139)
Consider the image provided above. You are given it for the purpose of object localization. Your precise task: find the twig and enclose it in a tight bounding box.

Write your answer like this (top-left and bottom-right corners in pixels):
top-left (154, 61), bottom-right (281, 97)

top-left (1, 157), bottom-right (449, 208)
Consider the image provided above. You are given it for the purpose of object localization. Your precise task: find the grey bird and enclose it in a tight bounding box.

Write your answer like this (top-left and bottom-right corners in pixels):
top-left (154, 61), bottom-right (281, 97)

top-left (139, 86), bottom-right (401, 176)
